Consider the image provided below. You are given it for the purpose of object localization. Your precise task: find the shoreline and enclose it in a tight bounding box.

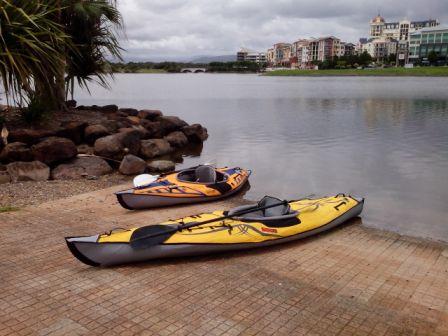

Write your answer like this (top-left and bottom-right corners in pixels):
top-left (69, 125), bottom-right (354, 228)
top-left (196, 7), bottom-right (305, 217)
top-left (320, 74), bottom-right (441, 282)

top-left (263, 67), bottom-right (448, 77)
top-left (1, 178), bottom-right (447, 247)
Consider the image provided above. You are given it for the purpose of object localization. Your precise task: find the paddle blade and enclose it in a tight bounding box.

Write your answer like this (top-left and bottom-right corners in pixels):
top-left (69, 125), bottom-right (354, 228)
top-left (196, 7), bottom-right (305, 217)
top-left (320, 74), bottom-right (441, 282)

top-left (133, 174), bottom-right (159, 187)
top-left (130, 224), bottom-right (178, 249)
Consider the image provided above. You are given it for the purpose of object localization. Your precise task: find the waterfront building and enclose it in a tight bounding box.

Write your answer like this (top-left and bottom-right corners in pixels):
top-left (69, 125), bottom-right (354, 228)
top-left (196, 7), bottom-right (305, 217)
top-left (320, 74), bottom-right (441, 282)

top-left (267, 48), bottom-right (275, 65)
top-left (291, 39), bottom-right (311, 68)
top-left (360, 37), bottom-right (398, 61)
top-left (267, 43), bottom-right (292, 67)
top-left (339, 42), bottom-right (356, 57)
top-left (290, 36), bottom-right (341, 68)
top-left (369, 15), bottom-right (439, 42)
top-left (236, 48), bottom-right (267, 64)
top-left (367, 14), bottom-right (439, 63)
top-left (408, 25), bottom-right (448, 64)
top-left (317, 36), bottom-right (341, 61)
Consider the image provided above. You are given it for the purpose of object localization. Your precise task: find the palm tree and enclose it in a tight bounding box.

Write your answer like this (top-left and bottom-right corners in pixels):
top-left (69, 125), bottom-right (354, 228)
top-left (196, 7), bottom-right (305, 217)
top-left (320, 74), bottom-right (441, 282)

top-left (0, 0), bottom-right (123, 113)
top-left (63, 0), bottom-right (123, 98)
top-left (0, 0), bottom-right (70, 107)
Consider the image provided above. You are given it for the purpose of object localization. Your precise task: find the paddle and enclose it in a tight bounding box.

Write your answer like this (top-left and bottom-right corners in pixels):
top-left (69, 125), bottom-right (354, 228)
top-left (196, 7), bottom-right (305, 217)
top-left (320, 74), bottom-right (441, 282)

top-left (130, 199), bottom-right (289, 249)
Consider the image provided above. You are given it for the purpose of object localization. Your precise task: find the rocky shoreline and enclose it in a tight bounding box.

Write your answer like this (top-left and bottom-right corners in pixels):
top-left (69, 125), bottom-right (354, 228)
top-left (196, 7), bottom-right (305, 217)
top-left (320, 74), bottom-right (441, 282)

top-left (0, 103), bottom-right (208, 186)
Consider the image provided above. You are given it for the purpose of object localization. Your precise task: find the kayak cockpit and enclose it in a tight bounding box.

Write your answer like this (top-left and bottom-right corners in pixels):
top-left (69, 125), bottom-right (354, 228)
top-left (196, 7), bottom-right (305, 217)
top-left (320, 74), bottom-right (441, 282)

top-left (177, 165), bottom-right (228, 184)
top-left (227, 196), bottom-right (300, 227)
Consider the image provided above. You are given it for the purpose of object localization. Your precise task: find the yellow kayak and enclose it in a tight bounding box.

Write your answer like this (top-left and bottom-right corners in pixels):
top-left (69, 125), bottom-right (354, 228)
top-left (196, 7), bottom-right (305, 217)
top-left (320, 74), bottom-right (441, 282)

top-left (116, 165), bottom-right (251, 209)
top-left (66, 194), bottom-right (364, 267)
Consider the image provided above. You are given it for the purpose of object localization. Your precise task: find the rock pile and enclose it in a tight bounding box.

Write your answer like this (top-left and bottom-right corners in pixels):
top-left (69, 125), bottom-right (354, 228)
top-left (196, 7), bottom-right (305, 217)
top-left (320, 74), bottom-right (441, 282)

top-left (0, 104), bottom-right (208, 183)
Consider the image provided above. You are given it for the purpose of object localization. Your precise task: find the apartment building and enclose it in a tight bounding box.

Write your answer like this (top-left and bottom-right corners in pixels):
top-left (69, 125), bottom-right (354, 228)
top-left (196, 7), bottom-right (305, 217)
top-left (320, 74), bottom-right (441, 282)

top-left (267, 43), bottom-right (292, 67)
top-left (370, 15), bottom-right (439, 42)
top-left (366, 14), bottom-right (440, 62)
top-left (360, 37), bottom-right (398, 61)
top-left (290, 37), bottom-right (341, 68)
top-left (236, 48), bottom-right (267, 64)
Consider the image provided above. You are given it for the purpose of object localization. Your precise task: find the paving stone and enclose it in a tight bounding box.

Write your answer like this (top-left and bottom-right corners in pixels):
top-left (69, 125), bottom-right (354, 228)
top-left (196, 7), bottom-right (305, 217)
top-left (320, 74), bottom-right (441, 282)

top-left (0, 186), bottom-right (447, 335)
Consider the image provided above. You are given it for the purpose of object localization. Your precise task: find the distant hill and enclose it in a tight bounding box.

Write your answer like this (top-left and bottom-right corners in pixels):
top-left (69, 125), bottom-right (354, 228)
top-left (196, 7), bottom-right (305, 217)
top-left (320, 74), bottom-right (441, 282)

top-left (190, 55), bottom-right (236, 64)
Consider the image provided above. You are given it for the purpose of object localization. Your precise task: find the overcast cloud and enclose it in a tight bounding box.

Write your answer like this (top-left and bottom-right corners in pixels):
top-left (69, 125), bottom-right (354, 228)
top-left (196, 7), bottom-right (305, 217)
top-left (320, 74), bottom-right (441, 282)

top-left (117, 0), bottom-right (448, 61)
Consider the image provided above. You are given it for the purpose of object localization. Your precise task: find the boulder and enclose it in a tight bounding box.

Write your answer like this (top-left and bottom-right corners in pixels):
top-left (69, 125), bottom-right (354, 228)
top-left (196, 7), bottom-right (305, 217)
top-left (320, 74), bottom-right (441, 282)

top-left (31, 137), bottom-right (77, 165)
top-left (118, 108), bottom-right (139, 116)
top-left (93, 134), bottom-right (122, 160)
top-left (0, 142), bottom-right (34, 162)
top-left (56, 121), bottom-right (88, 144)
top-left (84, 124), bottom-right (110, 144)
top-left (140, 139), bottom-right (173, 159)
top-left (126, 116), bottom-right (141, 125)
top-left (119, 126), bottom-right (150, 140)
top-left (100, 104), bottom-right (118, 113)
top-left (77, 144), bottom-right (94, 155)
top-left (119, 154), bottom-right (147, 175)
top-left (147, 160), bottom-right (175, 173)
top-left (117, 111), bottom-right (129, 118)
top-left (140, 120), bottom-right (163, 138)
top-left (138, 109), bottom-right (163, 120)
top-left (6, 161), bottom-right (50, 182)
top-left (156, 116), bottom-right (188, 135)
top-left (94, 130), bottom-right (141, 160)
top-left (182, 124), bottom-right (208, 142)
top-left (164, 131), bottom-right (188, 147)
top-left (8, 129), bottom-right (55, 145)
top-left (118, 129), bottom-right (141, 155)
top-left (51, 156), bottom-right (112, 180)
top-left (100, 120), bottom-right (119, 133)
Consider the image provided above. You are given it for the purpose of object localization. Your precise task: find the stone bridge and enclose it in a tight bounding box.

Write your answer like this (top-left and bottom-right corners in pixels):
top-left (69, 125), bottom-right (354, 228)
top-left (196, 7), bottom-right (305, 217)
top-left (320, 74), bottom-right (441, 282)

top-left (180, 67), bottom-right (207, 73)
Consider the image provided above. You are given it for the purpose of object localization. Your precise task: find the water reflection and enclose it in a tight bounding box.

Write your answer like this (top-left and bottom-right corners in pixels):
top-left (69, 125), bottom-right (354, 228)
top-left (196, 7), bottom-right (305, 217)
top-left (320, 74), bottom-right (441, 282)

top-left (75, 74), bottom-right (448, 242)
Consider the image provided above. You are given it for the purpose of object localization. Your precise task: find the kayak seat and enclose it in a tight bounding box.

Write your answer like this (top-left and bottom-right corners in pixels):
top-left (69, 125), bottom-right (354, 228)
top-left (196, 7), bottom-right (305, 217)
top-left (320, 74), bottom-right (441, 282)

top-left (228, 196), bottom-right (300, 227)
top-left (195, 165), bottom-right (216, 183)
top-left (178, 166), bottom-right (226, 184)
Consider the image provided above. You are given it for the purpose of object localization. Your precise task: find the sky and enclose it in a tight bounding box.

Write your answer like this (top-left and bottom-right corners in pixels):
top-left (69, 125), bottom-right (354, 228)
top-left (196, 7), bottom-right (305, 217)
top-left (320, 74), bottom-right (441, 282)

top-left (117, 0), bottom-right (448, 61)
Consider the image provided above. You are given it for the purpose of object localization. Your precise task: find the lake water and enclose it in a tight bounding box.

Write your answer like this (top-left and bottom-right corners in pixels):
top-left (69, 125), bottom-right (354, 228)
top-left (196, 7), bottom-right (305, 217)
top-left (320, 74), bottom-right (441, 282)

top-left (76, 74), bottom-right (448, 242)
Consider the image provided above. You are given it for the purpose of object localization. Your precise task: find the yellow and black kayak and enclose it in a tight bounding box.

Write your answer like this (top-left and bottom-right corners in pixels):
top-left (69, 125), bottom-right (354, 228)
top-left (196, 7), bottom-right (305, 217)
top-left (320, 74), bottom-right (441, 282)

top-left (115, 165), bottom-right (251, 210)
top-left (66, 194), bottom-right (364, 267)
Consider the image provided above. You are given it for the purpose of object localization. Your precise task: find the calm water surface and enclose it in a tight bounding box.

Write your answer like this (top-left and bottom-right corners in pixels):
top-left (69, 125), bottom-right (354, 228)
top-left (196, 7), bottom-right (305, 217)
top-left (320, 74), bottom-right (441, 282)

top-left (76, 74), bottom-right (448, 242)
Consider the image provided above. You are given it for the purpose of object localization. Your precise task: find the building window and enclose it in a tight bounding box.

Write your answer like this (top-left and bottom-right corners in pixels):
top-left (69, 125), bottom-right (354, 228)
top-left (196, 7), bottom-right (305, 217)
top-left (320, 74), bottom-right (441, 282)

top-left (441, 45), bottom-right (447, 56)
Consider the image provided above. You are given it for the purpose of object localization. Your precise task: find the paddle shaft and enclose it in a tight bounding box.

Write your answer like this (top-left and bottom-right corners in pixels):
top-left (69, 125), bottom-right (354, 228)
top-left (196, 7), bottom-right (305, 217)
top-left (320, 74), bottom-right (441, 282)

top-left (182, 200), bottom-right (288, 230)
top-left (131, 200), bottom-right (288, 243)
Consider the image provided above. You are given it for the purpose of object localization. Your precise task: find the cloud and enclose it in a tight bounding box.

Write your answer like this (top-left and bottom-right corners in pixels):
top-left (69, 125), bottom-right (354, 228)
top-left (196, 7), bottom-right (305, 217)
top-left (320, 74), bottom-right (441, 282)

top-left (116, 0), bottom-right (448, 61)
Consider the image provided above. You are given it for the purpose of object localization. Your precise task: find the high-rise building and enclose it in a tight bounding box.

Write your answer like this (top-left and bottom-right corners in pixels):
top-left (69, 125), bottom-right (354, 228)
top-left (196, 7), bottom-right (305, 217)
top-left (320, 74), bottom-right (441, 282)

top-left (369, 15), bottom-right (439, 42)
top-left (361, 14), bottom-right (439, 62)
top-left (236, 48), bottom-right (267, 64)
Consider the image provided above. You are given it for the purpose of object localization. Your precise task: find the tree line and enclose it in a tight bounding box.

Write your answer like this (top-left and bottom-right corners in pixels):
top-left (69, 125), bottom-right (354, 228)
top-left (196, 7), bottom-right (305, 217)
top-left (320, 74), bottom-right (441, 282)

top-left (110, 61), bottom-right (265, 73)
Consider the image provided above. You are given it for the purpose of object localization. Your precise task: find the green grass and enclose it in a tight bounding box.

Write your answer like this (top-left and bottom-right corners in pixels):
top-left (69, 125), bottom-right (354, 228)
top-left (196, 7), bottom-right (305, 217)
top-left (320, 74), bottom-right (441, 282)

top-left (0, 206), bottom-right (20, 213)
top-left (264, 67), bottom-right (448, 77)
